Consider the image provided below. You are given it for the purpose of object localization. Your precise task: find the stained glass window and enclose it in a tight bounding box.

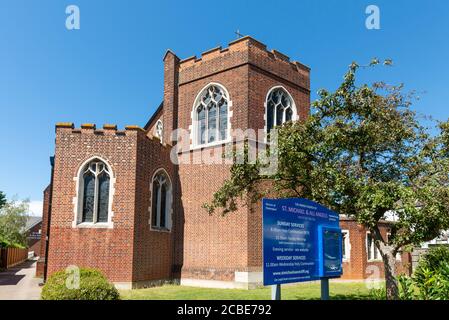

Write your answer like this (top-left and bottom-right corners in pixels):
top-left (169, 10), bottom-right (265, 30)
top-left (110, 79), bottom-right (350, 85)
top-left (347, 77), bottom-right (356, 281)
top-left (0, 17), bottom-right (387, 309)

top-left (97, 172), bottom-right (110, 223)
top-left (219, 99), bottom-right (228, 140)
top-left (151, 179), bottom-right (159, 227)
top-left (160, 184), bottom-right (167, 228)
top-left (151, 170), bottom-right (171, 230)
top-left (266, 87), bottom-right (295, 132)
top-left (80, 159), bottom-right (111, 224)
top-left (198, 106), bottom-right (206, 145)
top-left (195, 85), bottom-right (229, 145)
top-left (82, 173), bottom-right (95, 222)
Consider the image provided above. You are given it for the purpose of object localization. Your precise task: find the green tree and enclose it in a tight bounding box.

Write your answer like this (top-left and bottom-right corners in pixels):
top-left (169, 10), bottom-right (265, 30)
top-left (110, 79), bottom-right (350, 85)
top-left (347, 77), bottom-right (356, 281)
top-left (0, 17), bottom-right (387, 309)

top-left (0, 198), bottom-right (29, 247)
top-left (204, 61), bottom-right (449, 300)
top-left (0, 191), bottom-right (6, 209)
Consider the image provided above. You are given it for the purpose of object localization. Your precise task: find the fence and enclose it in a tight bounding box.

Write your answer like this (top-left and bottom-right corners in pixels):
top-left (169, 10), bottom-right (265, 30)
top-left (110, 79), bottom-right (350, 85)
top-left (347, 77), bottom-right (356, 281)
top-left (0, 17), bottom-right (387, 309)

top-left (0, 247), bottom-right (28, 269)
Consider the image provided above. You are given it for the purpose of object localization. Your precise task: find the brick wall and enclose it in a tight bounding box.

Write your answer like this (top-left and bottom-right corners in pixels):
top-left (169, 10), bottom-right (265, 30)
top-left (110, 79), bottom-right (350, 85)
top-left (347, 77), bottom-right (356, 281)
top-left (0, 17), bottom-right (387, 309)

top-left (177, 151), bottom-right (250, 281)
top-left (132, 130), bottom-right (176, 284)
top-left (46, 124), bottom-right (140, 283)
top-left (36, 185), bottom-right (51, 277)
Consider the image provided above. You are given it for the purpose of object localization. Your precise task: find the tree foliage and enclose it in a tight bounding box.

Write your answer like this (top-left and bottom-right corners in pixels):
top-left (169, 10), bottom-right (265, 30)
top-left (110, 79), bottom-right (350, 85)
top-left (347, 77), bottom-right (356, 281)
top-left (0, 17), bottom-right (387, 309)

top-left (204, 60), bottom-right (449, 299)
top-left (0, 191), bottom-right (6, 209)
top-left (0, 198), bottom-right (29, 247)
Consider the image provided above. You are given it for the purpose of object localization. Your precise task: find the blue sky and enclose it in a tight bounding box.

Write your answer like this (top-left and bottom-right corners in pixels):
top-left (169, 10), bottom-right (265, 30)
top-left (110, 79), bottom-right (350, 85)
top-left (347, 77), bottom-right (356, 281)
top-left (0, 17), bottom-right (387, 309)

top-left (1, 0), bottom-right (449, 214)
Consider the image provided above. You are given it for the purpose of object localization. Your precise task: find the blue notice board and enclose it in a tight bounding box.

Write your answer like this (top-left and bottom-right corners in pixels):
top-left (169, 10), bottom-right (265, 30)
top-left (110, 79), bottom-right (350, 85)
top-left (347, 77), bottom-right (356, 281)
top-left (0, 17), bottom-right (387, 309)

top-left (262, 198), bottom-right (342, 286)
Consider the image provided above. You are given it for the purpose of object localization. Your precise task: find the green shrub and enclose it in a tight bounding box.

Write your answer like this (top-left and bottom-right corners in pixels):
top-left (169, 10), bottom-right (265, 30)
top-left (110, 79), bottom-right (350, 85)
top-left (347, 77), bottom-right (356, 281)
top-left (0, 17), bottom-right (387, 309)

top-left (0, 237), bottom-right (25, 249)
top-left (397, 274), bottom-right (415, 300)
top-left (41, 268), bottom-right (120, 300)
top-left (368, 287), bottom-right (386, 300)
top-left (0, 237), bottom-right (9, 248)
top-left (413, 264), bottom-right (449, 300)
top-left (416, 246), bottom-right (449, 273)
top-left (368, 275), bottom-right (417, 300)
top-left (368, 247), bottom-right (449, 300)
top-left (414, 246), bottom-right (449, 300)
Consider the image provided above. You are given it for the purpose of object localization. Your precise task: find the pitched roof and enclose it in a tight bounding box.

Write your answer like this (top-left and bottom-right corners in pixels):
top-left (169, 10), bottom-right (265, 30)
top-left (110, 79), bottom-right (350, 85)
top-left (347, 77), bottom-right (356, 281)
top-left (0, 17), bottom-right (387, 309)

top-left (144, 101), bottom-right (164, 131)
top-left (24, 216), bottom-right (42, 231)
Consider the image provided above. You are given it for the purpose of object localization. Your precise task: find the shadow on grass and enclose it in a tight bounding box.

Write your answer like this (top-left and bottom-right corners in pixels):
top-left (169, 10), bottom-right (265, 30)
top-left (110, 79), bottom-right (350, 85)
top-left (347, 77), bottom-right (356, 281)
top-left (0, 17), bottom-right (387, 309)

top-left (288, 290), bottom-right (373, 300)
top-left (120, 283), bottom-right (376, 300)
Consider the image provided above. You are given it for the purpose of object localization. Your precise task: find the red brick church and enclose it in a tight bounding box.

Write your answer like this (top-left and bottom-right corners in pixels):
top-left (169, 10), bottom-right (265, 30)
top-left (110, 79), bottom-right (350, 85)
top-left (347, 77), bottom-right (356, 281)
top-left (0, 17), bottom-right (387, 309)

top-left (36, 36), bottom-right (411, 289)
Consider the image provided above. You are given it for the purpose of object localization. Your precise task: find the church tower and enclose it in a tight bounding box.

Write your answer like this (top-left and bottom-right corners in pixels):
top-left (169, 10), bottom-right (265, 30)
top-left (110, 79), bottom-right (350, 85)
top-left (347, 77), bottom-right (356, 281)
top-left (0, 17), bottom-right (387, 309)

top-left (147, 36), bottom-right (310, 288)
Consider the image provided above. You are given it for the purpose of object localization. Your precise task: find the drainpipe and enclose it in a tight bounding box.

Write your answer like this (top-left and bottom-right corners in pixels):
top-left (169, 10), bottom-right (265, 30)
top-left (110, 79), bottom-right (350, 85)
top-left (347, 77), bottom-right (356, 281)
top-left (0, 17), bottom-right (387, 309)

top-left (43, 156), bottom-right (55, 283)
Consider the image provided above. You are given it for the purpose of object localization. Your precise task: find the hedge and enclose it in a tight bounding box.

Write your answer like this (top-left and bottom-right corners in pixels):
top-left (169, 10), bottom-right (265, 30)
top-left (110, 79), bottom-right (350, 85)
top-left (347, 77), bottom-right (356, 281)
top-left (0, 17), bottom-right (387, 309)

top-left (41, 267), bottom-right (120, 300)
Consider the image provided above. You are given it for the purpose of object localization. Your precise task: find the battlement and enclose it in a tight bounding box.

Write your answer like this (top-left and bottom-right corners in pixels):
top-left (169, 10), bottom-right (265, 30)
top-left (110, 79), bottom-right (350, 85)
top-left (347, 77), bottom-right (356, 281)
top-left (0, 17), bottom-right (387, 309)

top-left (176, 36), bottom-right (310, 90)
top-left (57, 122), bottom-right (140, 131)
top-left (55, 122), bottom-right (149, 136)
top-left (55, 123), bottom-right (171, 147)
top-left (178, 35), bottom-right (310, 73)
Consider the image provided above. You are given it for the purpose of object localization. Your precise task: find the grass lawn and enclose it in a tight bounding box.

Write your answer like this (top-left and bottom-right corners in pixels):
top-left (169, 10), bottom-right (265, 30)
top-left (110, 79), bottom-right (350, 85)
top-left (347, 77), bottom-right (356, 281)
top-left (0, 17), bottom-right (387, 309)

top-left (120, 281), bottom-right (378, 300)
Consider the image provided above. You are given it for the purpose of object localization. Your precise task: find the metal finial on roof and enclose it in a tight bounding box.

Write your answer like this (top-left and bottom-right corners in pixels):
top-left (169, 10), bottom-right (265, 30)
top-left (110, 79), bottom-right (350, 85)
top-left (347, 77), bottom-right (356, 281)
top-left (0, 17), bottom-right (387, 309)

top-left (235, 29), bottom-right (244, 39)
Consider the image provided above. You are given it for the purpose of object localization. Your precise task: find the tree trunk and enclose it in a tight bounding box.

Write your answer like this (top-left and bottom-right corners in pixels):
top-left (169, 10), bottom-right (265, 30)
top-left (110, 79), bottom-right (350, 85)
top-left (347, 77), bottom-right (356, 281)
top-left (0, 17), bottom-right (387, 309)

top-left (382, 250), bottom-right (399, 300)
top-left (371, 226), bottom-right (400, 300)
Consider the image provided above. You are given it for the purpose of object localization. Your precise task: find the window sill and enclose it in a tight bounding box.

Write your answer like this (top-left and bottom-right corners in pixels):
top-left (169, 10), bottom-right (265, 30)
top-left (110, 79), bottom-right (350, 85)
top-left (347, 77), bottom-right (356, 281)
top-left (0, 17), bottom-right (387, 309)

top-left (73, 222), bottom-right (113, 229)
top-left (150, 226), bottom-right (171, 233)
top-left (189, 138), bottom-right (232, 152)
top-left (367, 259), bottom-right (382, 262)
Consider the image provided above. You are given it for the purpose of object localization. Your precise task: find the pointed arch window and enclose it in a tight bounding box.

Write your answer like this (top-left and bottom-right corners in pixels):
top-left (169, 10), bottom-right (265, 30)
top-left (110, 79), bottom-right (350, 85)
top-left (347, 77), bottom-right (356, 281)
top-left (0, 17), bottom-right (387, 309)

top-left (194, 84), bottom-right (229, 146)
top-left (151, 170), bottom-right (172, 230)
top-left (266, 87), bottom-right (296, 133)
top-left (79, 159), bottom-right (111, 224)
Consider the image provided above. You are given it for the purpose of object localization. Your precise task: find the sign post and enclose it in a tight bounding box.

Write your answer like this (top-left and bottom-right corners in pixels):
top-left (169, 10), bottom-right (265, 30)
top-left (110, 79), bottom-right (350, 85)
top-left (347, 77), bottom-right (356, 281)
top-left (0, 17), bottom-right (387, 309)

top-left (321, 278), bottom-right (329, 300)
top-left (271, 284), bottom-right (281, 300)
top-left (262, 198), bottom-right (343, 300)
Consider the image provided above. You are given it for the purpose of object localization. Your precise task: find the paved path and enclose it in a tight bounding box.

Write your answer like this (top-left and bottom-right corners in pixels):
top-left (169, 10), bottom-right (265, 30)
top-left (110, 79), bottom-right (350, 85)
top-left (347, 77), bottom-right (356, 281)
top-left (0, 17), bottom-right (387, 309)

top-left (0, 258), bottom-right (42, 300)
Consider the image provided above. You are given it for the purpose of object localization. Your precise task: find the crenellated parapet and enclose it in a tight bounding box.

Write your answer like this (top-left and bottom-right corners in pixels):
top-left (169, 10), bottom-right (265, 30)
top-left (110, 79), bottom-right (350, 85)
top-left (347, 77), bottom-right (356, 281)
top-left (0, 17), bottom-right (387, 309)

top-left (177, 36), bottom-right (310, 90)
top-left (55, 122), bottom-right (167, 145)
